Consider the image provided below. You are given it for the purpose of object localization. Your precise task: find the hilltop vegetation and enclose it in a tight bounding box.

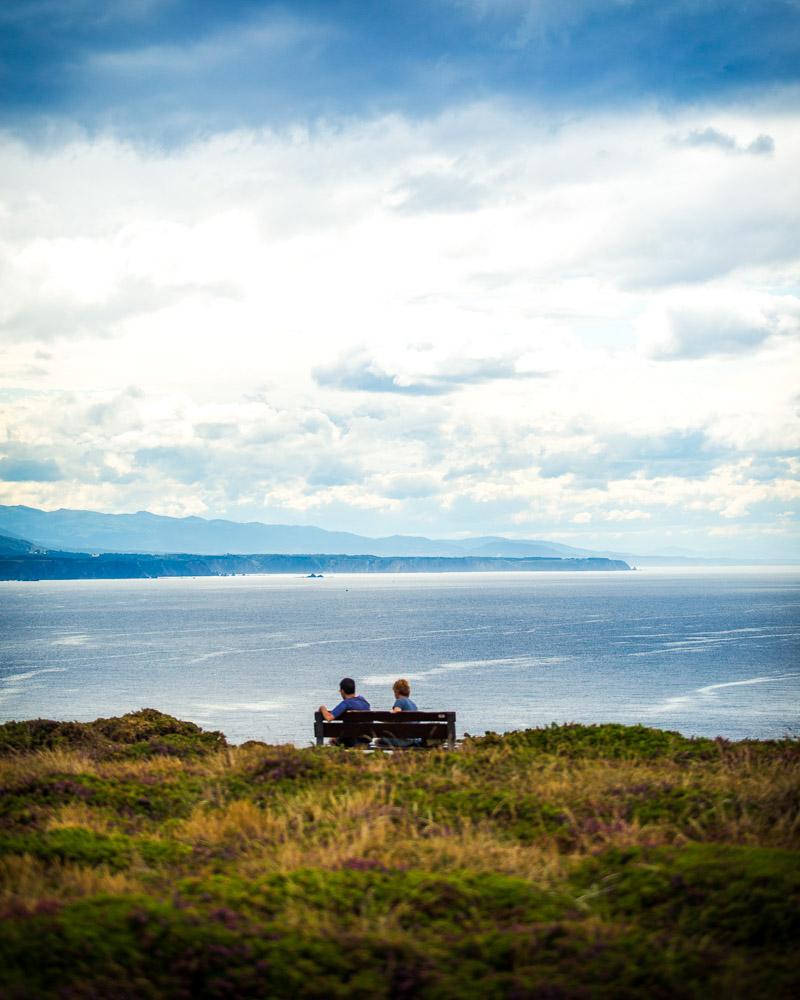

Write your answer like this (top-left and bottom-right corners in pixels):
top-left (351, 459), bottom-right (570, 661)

top-left (0, 711), bottom-right (798, 998)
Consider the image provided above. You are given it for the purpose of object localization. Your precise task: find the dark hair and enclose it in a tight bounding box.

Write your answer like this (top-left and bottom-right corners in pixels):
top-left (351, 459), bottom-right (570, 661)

top-left (393, 678), bottom-right (410, 697)
top-left (339, 677), bottom-right (356, 695)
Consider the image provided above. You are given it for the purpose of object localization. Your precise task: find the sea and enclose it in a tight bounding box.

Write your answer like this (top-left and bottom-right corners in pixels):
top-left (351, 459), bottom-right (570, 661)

top-left (1, 569), bottom-right (798, 746)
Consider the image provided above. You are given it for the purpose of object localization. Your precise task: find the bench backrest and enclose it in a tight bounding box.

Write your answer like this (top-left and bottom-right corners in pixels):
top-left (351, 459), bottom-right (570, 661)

top-left (314, 710), bottom-right (456, 748)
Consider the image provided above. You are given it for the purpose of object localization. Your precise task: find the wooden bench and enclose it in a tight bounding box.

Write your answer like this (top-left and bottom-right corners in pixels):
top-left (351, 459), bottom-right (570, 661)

top-left (314, 711), bottom-right (456, 749)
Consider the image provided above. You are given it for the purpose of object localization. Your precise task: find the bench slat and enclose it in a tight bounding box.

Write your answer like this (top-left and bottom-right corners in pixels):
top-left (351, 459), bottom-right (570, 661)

top-left (320, 722), bottom-right (448, 738)
top-left (342, 711), bottom-right (453, 722)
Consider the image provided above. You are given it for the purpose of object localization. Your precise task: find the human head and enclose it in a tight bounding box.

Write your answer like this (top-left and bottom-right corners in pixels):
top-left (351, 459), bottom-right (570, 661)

top-left (393, 678), bottom-right (410, 698)
top-left (339, 677), bottom-right (356, 696)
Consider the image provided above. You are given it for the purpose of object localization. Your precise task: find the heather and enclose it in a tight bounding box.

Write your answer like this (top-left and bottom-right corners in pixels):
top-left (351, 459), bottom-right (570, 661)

top-left (0, 710), bottom-right (797, 998)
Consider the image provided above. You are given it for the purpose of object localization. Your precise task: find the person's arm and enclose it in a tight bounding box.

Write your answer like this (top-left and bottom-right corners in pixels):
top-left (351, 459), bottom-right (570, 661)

top-left (391, 699), bottom-right (402, 713)
top-left (321, 699), bottom-right (348, 721)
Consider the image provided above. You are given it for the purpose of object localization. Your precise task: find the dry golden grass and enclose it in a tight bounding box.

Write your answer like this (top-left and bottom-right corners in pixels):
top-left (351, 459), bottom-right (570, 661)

top-left (0, 748), bottom-right (98, 784)
top-left (0, 855), bottom-right (141, 906)
top-left (179, 798), bottom-right (290, 848)
top-left (1, 725), bottom-right (797, 905)
top-left (45, 803), bottom-right (115, 835)
top-left (94, 755), bottom-right (189, 780)
top-left (178, 783), bottom-right (566, 883)
top-left (377, 824), bottom-right (564, 882)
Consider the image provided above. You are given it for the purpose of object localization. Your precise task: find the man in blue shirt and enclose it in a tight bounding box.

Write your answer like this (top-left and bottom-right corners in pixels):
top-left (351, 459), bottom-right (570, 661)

top-left (318, 677), bottom-right (370, 720)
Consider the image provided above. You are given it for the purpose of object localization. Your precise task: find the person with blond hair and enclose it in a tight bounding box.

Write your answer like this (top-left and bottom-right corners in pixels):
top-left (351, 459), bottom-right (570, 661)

top-left (391, 678), bottom-right (418, 713)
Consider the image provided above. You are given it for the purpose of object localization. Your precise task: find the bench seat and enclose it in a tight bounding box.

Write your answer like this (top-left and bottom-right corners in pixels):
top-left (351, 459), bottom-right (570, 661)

top-left (314, 710), bottom-right (456, 748)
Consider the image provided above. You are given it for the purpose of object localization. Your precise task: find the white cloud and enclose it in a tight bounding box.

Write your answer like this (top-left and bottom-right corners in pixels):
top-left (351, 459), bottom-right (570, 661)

top-left (1, 100), bottom-right (798, 555)
top-left (639, 288), bottom-right (800, 360)
top-left (604, 509), bottom-right (652, 521)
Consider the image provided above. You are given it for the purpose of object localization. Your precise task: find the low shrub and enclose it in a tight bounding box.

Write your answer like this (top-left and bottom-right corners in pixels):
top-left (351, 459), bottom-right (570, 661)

top-left (467, 722), bottom-right (723, 760)
top-left (573, 843), bottom-right (800, 948)
top-left (1, 772), bottom-right (205, 825)
top-left (0, 714), bottom-right (796, 998)
top-left (0, 827), bottom-right (191, 871)
top-left (0, 710), bottom-right (225, 760)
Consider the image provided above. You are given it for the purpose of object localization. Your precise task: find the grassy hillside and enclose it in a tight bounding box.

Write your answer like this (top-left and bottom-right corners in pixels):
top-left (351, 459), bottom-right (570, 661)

top-left (0, 711), bottom-right (797, 998)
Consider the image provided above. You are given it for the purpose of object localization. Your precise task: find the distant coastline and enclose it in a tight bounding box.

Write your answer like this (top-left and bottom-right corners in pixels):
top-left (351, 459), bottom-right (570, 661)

top-left (1, 504), bottom-right (792, 567)
top-left (0, 551), bottom-right (631, 581)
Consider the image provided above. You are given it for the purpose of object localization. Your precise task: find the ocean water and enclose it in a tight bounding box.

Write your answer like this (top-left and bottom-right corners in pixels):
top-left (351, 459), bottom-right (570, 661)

top-left (0, 569), bottom-right (798, 745)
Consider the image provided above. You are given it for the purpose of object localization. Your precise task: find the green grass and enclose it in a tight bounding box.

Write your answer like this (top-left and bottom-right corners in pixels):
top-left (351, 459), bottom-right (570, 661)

top-left (0, 710), bottom-right (797, 998)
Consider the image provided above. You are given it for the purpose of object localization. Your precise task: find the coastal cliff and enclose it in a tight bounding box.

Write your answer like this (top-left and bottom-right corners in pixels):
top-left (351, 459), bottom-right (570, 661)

top-left (0, 551), bottom-right (630, 581)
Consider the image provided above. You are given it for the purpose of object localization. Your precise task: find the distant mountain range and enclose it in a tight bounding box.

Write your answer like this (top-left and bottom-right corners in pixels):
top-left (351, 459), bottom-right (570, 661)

top-left (0, 503), bottom-right (772, 566)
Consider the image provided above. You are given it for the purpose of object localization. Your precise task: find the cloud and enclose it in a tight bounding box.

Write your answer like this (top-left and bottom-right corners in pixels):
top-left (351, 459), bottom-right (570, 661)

top-left (660, 309), bottom-right (769, 358)
top-left (747, 134), bottom-right (778, 155)
top-left (536, 431), bottom-right (734, 486)
top-left (2, 1), bottom-right (800, 138)
top-left (133, 446), bottom-right (213, 486)
top-left (2, 379), bottom-right (798, 558)
top-left (313, 349), bottom-right (527, 395)
top-left (195, 422), bottom-right (239, 442)
top-left (314, 353), bottom-right (444, 396)
top-left (674, 127), bottom-right (775, 155)
top-left (306, 458), bottom-right (363, 488)
top-left (391, 172), bottom-right (490, 214)
top-left (371, 473), bottom-right (442, 500)
top-left (0, 245), bottom-right (231, 343)
top-left (0, 455), bottom-right (62, 482)
top-left (2, 103), bottom-right (798, 363)
top-left (641, 291), bottom-right (800, 360)
top-left (1, 98), bottom-right (798, 559)
top-left (0, 3), bottom-right (340, 136)
top-left (603, 509), bottom-right (652, 521)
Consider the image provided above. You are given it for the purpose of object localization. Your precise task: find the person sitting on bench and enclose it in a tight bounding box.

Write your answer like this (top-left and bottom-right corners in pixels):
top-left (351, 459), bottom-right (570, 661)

top-left (391, 678), bottom-right (417, 713)
top-left (318, 677), bottom-right (370, 720)
top-left (318, 677), bottom-right (370, 745)
top-left (377, 678), bottom-right (421, 747)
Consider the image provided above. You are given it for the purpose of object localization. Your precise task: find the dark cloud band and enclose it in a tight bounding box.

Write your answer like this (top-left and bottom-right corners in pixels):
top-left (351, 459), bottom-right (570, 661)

top-left (2, 1), bottom-right (798, 138)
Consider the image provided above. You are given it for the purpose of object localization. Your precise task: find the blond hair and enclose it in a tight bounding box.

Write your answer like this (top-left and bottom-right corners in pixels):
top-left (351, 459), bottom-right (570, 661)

top-left (393, 678), bottom-right (410, 698)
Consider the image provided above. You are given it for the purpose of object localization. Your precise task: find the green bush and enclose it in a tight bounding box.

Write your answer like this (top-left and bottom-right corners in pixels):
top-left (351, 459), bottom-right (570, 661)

top-left (467, 722), bottom-right (723, 760)
top-left (0, 709), bottom-right (225, 760)
top-left (395, 785), bottom-right (568, 842)
top-left (178, 867), bottom-right (573, 929)
top-left (0, 827), bottom-right (191, 871)
top-left (5, 887), bottom-right (797, 999)
top-left (573, 843), bottom-right (800, 947)
top-left (1, 772), bottom-right (205, 825)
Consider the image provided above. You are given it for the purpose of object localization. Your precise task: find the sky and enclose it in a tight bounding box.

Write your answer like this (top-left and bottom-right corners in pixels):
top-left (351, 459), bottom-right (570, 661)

top-left (0, 0), bottom-right (799, 558)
